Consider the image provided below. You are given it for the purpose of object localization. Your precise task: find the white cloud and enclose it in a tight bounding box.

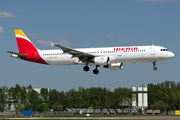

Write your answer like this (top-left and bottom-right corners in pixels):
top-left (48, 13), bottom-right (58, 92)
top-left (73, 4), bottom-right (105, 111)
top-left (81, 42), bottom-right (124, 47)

top-left (27, 33), bottom-right (40, 39)
top-left (105, 35), bottom-right (118, 39)
top-left (60, 40), bottom-right (74, 47)
top-left (0, 27), bottom-right (5, 33)
top-left (135, 0), bottom-right (180, 2)
top-left (0, 12), bottom-right (16, 18)
top-left (36, 40), bottom-right (51, 46)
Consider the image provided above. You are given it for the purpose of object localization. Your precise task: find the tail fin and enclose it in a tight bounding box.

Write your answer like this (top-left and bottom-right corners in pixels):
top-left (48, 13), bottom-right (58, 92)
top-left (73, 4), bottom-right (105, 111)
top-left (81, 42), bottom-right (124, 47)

top-left (15, 29), bottom-right (37, 54)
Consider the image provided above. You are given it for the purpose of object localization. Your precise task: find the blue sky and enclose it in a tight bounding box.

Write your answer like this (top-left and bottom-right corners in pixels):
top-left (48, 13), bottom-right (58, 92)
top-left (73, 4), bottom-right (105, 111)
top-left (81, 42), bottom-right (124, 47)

top-left (0, 0), bottom-right (179, 92)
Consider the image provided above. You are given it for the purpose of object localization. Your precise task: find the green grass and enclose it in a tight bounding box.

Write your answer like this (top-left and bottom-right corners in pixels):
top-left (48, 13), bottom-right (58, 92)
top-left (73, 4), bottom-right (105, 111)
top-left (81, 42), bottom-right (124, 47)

top-left (0, 115), bottom-right (180, 120)
top-left (0, 114), bottom-right (179, 118)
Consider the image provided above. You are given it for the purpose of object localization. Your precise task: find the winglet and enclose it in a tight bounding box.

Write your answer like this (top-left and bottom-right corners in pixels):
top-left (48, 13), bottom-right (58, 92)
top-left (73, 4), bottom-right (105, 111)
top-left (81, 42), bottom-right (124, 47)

top-left (51, 42), bottom-right (55, 47)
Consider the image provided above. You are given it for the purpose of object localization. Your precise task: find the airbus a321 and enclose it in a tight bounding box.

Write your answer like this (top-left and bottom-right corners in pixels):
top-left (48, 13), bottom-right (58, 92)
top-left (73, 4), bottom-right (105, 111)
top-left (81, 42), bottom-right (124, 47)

top-left (7, 29), bottom-right (175, 74)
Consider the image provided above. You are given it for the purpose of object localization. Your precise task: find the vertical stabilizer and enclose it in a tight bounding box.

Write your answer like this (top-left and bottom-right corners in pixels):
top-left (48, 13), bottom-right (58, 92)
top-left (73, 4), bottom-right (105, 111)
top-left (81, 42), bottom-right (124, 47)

top-left (15, 29), bottom-right (37, 54)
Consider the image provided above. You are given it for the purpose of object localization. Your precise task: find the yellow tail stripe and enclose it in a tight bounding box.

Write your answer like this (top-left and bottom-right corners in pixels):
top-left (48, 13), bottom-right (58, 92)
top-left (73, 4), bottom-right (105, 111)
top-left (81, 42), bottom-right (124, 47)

top-left (14, 29), bottom-right (28, 39)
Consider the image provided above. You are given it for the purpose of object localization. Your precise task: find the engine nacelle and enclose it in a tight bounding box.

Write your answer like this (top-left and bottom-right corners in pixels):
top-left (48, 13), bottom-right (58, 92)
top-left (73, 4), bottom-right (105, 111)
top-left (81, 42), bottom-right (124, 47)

top-left (103, 63), bottom-right (123, 70)
top-left (108, 56), bottom-right (116, 64)
top-left (94, 56), bottom-right (108, 65)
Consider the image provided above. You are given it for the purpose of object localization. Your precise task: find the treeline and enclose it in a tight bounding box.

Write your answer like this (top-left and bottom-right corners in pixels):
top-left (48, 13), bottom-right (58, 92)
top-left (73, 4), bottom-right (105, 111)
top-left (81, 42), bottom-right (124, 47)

top-left (0, 84), bottom-right (131, 111)
top-left (1, 81), bottom-right (180, 112)
top-left (148, 81), bottom-right (180, 110)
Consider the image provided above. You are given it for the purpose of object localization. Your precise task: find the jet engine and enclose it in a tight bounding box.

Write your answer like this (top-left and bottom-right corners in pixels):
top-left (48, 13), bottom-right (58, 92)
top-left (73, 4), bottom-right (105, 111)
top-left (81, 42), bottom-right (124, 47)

top-left (107, 56), bottom-right (116, 64)
top-left (103, 63), bottom-right (123, 70)
top-left (93, 56), bottom-right (109, 65)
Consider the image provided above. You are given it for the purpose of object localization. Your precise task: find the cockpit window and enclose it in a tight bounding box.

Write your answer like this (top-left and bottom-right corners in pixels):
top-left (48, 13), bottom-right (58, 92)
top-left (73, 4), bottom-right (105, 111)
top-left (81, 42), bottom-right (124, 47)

top-left (161, 49), bottom-right (168, 51)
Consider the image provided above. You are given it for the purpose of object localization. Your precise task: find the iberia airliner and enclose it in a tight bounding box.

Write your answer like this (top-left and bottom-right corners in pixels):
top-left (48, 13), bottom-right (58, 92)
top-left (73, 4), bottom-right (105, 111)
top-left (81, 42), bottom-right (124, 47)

top-left (7, 30), bottom-right (174, 74)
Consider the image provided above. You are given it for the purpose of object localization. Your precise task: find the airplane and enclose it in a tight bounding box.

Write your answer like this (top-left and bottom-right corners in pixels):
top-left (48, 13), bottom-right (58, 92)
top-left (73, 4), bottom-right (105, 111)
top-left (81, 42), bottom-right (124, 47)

top-left (7, 29), bottom-right (175, 75)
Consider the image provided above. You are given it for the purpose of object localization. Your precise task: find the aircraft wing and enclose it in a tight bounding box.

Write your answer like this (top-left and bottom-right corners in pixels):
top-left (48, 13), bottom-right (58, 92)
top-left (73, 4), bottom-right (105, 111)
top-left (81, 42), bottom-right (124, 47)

top-left (52, 43), bottom-right (96, 62)
top-left (6, 51), bottom-right (28, 57)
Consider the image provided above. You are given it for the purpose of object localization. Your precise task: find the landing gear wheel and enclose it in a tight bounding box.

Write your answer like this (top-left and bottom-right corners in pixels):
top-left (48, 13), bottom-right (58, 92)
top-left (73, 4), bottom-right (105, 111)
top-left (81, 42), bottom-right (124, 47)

top-left (93, 69), bottom-right (99, 75)
top-left (153, 67), bottom-right (157, 70)
top-left (83, 66), bottom-right (89, 72)
top-left (152, 61), bottom-right (157, 71)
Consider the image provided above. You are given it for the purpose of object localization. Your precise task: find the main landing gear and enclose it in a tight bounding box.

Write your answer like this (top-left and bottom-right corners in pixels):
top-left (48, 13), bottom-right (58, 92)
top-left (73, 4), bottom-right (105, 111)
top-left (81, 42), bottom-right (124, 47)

top-left (83, 65), bottom-right (100, 75)
top-left (83, 61), bottom-right (90, 72)
top-left (83, 66), bottom-right (90, 72)
top-left (93, 65), bottom-right (100, 75)
top-left (153, 61), bottom-right (157, 70)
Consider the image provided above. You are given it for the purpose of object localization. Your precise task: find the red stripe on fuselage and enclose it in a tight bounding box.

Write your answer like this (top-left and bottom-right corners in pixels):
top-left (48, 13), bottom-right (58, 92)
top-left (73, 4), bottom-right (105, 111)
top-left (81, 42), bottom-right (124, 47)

top-left (16, 37), bottom-right (48, 65)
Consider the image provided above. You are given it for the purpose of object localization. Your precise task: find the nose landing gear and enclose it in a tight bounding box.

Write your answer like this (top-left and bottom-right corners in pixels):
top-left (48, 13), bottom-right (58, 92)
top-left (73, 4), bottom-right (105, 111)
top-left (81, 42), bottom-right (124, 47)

top-left (153, 61), bottom-right (157, 70)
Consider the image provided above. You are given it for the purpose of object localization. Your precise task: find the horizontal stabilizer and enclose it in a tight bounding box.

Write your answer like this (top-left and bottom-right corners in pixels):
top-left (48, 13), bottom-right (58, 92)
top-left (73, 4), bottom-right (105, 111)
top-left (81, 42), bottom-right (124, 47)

top-left (6, 51), bottom-right (28, 57)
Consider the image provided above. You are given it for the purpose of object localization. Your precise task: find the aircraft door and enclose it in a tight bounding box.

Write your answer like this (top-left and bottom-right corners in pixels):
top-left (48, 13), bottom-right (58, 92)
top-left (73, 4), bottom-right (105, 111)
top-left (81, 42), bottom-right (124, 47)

top-left (35, 52), bottom-right (39, 60)
top-left (151, 46), bottom-right (156, 55)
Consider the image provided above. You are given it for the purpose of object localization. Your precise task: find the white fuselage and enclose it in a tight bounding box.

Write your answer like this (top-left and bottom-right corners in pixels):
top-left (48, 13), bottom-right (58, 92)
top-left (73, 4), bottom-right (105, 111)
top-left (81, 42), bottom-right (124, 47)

top-left (39, 45), bottom-right (174, 65)
top-left (9, 29), bottom-right (175, 74)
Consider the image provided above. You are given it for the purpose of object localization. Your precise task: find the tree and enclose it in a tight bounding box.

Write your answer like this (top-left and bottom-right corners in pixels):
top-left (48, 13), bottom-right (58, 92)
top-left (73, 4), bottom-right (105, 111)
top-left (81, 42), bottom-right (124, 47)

top-left (105, 88), bottom-right (113, 109)
top-left (18, 106), bottom-right (25, 111)
top-left (80, 87), bottom-right (91, 108)
top-left (57, 91), bottom-right (66, 110)
top-left (23, 85), bottom-right (33, 110)
top-left (48, 89), bottom-right (58, 109)
top-left (112, 87), bottom-right (132, 109)
top-left (148, 81), bottom-right (180, 110)
top-left (40, 88), bottom-right (49, 104)
top-left (152, 100), bottom-right (168, 111)
top-left (86, 87), bottom-right (104, 108)
top-left (29, 89), bottom-right (40, 110)
top-left (66, 89), bottom-right (78, 108)
top-left (20, 86), bottom-right (27, 108)
top-left (0, 88), bottom-right (6, 111)
top-left (36, 103), bottom-right (49, 111)
top-left (148, 83), bottom-right (161, 107)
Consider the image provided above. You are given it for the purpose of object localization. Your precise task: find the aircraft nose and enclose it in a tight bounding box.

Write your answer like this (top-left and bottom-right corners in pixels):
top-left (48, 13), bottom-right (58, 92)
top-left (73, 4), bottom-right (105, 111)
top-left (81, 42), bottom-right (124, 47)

top-left (169, 52), bottom-right (175, 58)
